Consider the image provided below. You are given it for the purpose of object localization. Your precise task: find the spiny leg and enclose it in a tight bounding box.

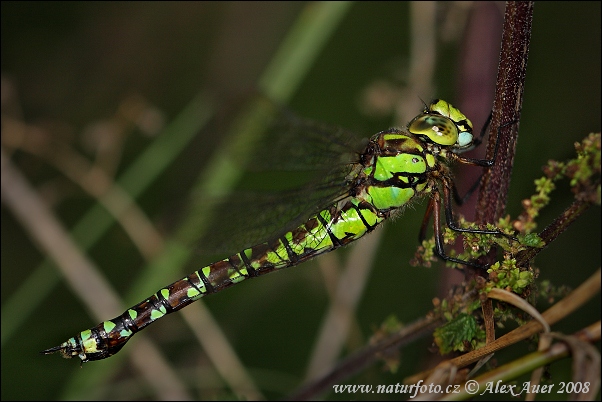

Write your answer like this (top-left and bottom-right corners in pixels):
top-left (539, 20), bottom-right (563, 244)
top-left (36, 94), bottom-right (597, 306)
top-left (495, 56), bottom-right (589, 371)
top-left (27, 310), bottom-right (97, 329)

top-left (429, 189), bottom-right (486, 268)
top-left (442, 182), bottom-right (516, 240)
top-left (421, 183), bottom-right (516, 269)
top-left (419, 182), bottom-right (512, 247)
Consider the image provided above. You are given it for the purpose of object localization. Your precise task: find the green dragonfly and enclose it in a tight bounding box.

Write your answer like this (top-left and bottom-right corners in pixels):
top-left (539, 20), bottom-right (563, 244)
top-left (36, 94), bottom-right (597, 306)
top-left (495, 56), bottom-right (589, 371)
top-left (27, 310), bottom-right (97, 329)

top-left (42, 99), bottom-right (510, 363)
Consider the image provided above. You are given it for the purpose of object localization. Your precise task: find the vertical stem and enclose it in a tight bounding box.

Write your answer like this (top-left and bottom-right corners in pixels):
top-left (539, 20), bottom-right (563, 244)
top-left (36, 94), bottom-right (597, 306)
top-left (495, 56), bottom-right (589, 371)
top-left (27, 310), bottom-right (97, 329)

top-left (476, 2), bottom-right (534, 224)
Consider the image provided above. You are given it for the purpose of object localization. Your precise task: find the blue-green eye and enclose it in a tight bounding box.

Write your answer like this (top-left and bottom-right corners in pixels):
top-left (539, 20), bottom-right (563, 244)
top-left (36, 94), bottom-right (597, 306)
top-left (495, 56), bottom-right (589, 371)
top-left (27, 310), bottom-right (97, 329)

top-left (457, 131), bottom-right (474, 148)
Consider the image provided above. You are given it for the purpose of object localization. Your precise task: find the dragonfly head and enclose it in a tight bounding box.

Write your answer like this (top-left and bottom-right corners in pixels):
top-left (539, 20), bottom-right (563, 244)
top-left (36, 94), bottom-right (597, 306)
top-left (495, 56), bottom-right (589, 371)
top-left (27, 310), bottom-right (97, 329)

top-left (407, 99), bottom-right (474, 152)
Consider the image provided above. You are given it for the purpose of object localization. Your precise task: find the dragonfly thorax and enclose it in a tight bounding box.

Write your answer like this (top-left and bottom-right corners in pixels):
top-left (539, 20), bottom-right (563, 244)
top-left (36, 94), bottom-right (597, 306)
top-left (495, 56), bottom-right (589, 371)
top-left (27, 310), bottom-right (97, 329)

top-left (351, 129), bottom-right (438, 212)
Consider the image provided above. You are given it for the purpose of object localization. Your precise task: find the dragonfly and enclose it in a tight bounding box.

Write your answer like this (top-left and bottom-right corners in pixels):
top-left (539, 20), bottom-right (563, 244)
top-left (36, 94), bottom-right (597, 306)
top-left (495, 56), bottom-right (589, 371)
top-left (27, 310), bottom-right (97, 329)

top-left (41, 99), bottom-right (510, 363)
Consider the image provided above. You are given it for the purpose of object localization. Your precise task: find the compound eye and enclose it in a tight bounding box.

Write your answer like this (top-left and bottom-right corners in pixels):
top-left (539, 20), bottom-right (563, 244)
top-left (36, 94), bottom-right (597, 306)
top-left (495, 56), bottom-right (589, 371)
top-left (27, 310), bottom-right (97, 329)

top-left (457, 131), bottom-right (474, 148)
top-left (408, 114), bottom-right (458, 146)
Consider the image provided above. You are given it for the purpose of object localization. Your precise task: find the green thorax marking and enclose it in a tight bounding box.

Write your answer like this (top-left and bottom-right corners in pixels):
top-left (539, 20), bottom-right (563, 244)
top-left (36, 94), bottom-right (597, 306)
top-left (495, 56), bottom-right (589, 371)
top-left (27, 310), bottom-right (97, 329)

top-left (353, 129), bottom-right (437, 211)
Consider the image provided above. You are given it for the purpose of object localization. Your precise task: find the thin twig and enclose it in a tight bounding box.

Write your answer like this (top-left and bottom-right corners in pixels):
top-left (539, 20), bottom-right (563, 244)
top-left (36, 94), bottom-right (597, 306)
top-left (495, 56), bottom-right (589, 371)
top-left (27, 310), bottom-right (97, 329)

top-left (517, 199), bottom-right (593, 266)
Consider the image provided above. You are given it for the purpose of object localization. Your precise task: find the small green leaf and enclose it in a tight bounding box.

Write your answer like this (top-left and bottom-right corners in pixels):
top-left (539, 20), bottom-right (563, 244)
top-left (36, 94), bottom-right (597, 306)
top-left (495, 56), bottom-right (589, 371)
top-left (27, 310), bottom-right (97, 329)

top-left (433, 313), bottom-right (482, 354)
top-left (519, 233), bottom-right (545, 248)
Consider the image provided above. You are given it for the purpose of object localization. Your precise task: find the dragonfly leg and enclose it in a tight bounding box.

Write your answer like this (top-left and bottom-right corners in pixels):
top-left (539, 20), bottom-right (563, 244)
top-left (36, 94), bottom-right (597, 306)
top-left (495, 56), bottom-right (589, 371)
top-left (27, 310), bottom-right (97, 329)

top-left (430, 189), bottom-right (484, 268)
top-left (442, 183), bottom-right (517, 240)
top-left (424, 181), bottom-right (518, 269)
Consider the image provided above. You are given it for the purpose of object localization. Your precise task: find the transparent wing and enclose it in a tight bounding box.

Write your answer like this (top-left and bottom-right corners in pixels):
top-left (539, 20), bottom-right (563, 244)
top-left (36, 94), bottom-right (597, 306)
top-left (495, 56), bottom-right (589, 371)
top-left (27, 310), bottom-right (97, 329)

top-left (195, 99), bottom-right (367, 254)
top-left (249, 106), bottom-right (367, 173)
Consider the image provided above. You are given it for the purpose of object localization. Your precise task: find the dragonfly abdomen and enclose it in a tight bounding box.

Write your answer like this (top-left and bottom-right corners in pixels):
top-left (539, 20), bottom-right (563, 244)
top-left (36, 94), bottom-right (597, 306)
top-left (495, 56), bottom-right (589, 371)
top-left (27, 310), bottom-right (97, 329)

top-left (43, 198), bottom-right (386, 362)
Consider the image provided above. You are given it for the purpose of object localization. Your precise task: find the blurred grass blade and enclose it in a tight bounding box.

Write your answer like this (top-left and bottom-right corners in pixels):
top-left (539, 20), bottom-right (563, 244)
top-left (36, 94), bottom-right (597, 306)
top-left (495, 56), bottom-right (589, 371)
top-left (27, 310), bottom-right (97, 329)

top-left (1, 92), bottom-right (214, 345)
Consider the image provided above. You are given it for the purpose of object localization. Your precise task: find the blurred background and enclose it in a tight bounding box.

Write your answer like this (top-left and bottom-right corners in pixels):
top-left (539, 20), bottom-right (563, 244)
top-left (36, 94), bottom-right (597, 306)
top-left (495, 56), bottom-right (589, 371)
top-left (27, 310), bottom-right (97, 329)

top-left (2, 2), bottom-right (600, 400)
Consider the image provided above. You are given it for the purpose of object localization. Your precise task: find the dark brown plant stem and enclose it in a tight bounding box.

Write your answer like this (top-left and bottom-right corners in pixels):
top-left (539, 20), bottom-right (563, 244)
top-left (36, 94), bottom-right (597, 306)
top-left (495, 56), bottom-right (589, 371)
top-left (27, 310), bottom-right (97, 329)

top-left (516, 199), bottom-right (593, 267)
top-left (476, 2), bottom-right (533, 225)
top-left (463, 1), bottom-right (533, 276)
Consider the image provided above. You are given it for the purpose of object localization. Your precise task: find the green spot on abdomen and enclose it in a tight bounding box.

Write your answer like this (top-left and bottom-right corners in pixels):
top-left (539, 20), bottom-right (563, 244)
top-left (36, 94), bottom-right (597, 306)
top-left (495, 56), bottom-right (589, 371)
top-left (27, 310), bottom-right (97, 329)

top-left (119, 329), bottom-right (133, 338)
top-left (80, 330), bottom-right (100, 353)
top-left (103, 321), bottom-right (116, 333)
top-left (187, 287), bottom-right (202, 300)
top-left (201, 266), bottom-right (211, 278)
top-left (150, 306), bottom-right (167, 320)
top-left (263, 240), bottom-right (289, 266)
top-left (80, 329), bottom-right (92, 341)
